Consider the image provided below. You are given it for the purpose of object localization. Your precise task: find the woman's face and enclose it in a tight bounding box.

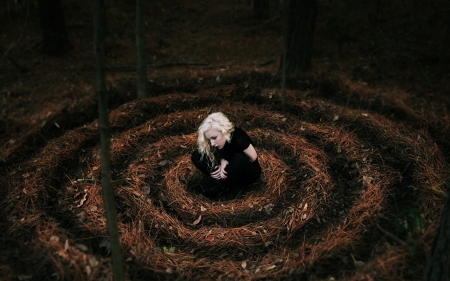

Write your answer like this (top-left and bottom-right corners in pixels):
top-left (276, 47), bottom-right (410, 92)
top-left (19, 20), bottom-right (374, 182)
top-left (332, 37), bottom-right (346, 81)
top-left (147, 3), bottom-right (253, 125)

top-left (205, 129), bottom-right (226, 149)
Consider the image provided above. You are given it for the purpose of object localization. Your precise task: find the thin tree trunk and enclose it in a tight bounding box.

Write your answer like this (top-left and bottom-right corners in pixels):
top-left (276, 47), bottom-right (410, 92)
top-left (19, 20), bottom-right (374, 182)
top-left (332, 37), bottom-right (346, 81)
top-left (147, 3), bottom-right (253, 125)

top-left (136, 0), bottom-right (147, 99)
top-left (439, 16), bottom-right (450, 79)
top-left (281, 0), bottom-right (288, 111)
top-left (94, 0), bottom-right (125, 280)
top-left (230, 0), bottom-right (235, 26)
top-left (37, 0), bottom-right (69, 56)
top-left (284, 0), bottom-right (317, 75)
top-left (254, 0), bottom-right (269, 19)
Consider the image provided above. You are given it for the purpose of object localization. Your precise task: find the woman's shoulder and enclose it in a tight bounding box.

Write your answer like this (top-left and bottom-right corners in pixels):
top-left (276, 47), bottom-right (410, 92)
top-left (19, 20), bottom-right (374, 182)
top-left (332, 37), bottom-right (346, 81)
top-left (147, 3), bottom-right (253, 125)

top-left (232, 127), bottom-right (247, 138)
top-left (231, 127), bottom-right (252, 147)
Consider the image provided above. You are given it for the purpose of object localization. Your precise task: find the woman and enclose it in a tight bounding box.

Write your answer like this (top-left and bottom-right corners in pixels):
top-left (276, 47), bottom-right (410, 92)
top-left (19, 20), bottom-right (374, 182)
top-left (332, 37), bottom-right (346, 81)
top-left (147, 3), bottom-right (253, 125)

top-left (190, 112), bottom-right (261, 198)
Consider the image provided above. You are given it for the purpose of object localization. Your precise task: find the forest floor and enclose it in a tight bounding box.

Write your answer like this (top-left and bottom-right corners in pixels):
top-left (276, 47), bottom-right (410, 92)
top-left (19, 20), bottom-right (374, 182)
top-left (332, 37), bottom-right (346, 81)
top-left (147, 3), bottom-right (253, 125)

top-left (1, 0), bottom-right (450, 280)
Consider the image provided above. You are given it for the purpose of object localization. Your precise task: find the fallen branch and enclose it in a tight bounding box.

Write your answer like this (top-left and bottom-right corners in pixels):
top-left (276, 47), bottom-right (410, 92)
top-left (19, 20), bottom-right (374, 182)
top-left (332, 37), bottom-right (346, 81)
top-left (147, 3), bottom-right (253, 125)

top-left (376, 224), bottom-right (408, 246)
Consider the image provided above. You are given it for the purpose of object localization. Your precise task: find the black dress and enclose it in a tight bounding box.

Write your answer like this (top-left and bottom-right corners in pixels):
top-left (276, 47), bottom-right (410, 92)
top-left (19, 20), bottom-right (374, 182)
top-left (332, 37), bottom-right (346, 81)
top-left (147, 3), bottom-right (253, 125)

top-left (191, 127), bottom-right (261, 198)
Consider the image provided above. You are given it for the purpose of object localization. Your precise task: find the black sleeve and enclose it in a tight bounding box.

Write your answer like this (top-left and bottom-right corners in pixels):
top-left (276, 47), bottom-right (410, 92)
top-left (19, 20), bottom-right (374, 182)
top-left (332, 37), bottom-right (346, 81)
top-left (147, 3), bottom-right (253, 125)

top-left (232, 127), bottom-right (253, 151)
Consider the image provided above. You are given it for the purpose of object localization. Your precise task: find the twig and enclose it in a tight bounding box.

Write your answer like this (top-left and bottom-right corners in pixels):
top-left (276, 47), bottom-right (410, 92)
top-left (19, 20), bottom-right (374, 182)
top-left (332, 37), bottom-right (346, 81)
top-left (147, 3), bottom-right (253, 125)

top-left (112, 178), bottom-right (131, 184)
top-left (376, 224), bottom-right (408, 246)
top-left (77, 178), bottom-right (100, 183)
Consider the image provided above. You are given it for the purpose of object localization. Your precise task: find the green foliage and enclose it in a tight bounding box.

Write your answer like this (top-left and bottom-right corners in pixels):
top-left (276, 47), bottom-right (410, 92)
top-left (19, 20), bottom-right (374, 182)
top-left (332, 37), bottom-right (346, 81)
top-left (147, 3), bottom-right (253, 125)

top-left (396, 208), bottom-right (425, 234)
top-left (163, 246), bottom-right (176, 253)
top-left (395, 208), bottom-right (425, 255)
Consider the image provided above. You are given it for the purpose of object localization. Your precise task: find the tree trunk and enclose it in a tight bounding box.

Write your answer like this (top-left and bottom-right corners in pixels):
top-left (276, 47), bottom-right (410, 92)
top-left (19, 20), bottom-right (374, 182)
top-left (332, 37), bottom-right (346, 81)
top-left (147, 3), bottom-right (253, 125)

top-left (283, 0), bottom-right (317, 75)
top-left (230, 0), bottom-right (235, 26)
top-left (439, 15), bottom-right (450, 79)
top-left (254, 0), bottom-right (269, 20)
top-left (281, 0), bottom-right (288, 111)
top-left (94, 0), bottom-right (125, 280)
top-left (424, 182), bottom-right (450, 281)
top-left (136, 0), bottom-right (147, 99)
top-left (37, 0), bottom-right (69, 56)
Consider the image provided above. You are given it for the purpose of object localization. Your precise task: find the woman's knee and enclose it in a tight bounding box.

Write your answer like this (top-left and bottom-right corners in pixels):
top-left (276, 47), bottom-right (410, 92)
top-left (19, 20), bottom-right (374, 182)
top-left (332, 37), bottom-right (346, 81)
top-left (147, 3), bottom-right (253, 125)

top-left (228, 153), bottom-right (250, 165)
top-left (225, 153), bottom-right (253, 175)
top-left (191, 150), bottom-right (215, 175)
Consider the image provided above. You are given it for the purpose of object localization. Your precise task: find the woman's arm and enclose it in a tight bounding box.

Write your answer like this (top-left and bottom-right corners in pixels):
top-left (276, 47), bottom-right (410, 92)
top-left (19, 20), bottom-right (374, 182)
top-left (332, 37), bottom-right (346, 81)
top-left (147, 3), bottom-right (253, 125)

top-left (243, 144), bottom-right (258, 162)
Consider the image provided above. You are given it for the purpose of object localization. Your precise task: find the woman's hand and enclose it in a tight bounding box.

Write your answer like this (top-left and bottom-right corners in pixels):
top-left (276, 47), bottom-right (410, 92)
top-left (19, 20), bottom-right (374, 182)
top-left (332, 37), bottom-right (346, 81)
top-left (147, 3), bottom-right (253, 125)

top-left (210, 159), bottom-right (228, 179)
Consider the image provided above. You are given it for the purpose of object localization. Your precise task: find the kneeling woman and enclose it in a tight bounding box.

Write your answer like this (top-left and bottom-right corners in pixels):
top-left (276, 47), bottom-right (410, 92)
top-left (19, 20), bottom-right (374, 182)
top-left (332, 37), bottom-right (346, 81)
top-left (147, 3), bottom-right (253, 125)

top-left (190, 112), bottom-right (261, 198)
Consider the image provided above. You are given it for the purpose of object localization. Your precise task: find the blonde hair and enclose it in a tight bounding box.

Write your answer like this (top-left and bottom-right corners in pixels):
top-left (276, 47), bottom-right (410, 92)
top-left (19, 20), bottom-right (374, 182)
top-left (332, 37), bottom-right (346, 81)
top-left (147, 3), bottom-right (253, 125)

top-left (197, 112), bottom-right (235, 168)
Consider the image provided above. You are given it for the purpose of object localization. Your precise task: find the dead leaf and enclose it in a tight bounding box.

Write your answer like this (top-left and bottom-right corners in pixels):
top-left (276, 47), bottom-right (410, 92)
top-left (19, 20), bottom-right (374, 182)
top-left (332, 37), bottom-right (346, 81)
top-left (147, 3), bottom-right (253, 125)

top-left (76, 244), bottom-right (88, 252)
top-left (351, 254), bottom-right (364, 267)
top-left (241, 260), bottom-right (247, 269)
top-left (158, 160), bottom-right (169, 166)
top-left (302, 203), bottom-right (308, 211)
top-left (50, 236), bottom-right (60, 243)
top-left (76, 211), bottom-right (86, 222)
top-left (200, 206), bottom-right (207, 212)
top-left (142, 186), bottom-right (151, 194)
top-left (89, 256), bottom-right (99, 267)
top-left (262, 264), bottom-right (276, 271)
top-left (85, 265), bottom-right (91, 276)
top-left (264, 203), bottom-right (274, 215)
top-left (333, 115), bottom-right (339, 121)
top-left (57, 249), bottom-right (70, 260)
top-left (77, 193), bottom-right (88, 207)
top-left (88, 205), bottom-right (98, 212)
top-left (131, 190), bottom-right (141, 197)
top-left (166, 267), bottom-right (173, 274)
top-left (192, 215), bottom-right (202, 225)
